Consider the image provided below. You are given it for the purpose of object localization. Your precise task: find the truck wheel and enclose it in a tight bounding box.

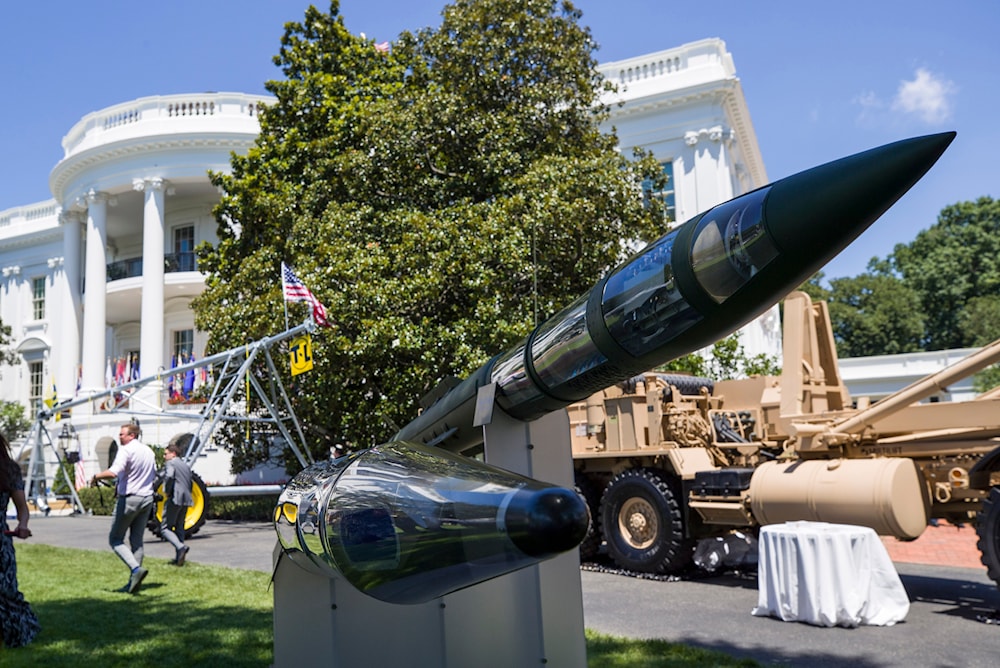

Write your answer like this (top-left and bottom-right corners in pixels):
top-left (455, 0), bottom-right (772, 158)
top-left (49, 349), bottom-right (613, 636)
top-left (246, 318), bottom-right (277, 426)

top-left (977, 486), bottom-right (1000, 585)
top-left (147, 473), bottom-right (209, 539)
top-left (574, 473), bottom-right (602, 562)
top-left (599, 468), bottom-right (693, 573)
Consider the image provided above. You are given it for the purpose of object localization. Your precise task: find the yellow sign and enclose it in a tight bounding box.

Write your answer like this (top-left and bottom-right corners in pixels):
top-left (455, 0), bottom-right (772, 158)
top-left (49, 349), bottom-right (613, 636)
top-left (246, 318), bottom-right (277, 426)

top-left (289, 335), bottom-right (314, 376)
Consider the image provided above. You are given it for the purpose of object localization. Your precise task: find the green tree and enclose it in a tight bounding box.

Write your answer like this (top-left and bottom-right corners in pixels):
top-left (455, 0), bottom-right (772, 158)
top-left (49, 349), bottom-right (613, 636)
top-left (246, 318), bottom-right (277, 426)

top-left (973, 366), bottom-right (1000, 394)
top-left (797, 272), bottom-right (831, 303)
top-left (194, 0), bottom-right (666, 470)
top-left (958, 295), bottom-right (1000, 347)
top-left (0, 400), bottom-right (31, 440)
top-left (0, 320), bottom-right (25, 440)
top-left (0, 320), bottom-right (17, 368)
top-left (889, 196), bottom-right (1000, 350)
top-left (659, 332), bottom-right (780, 380)
top-left (825, 270), bottom-right (925, 358)
top-left (963, 295), bottom-right (1000, 393)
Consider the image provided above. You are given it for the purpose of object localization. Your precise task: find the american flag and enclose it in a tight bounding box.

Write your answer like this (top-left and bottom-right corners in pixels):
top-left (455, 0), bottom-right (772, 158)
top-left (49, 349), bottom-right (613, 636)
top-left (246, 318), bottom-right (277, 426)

top-left (281, 262), bottom-right (331, 327)
top-left (75, 457), bottom-right (87, 491)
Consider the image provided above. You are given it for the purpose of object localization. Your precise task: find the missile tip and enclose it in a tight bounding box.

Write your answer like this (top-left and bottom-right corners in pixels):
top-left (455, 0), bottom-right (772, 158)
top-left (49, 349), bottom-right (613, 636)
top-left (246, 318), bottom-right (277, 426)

top-left (505, 487), bottom-right (590, 557)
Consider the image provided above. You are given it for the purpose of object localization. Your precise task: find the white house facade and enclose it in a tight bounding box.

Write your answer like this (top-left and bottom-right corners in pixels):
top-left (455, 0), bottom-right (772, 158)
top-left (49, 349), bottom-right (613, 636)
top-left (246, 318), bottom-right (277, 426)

top-left (0, 38), bottom-right (776, 492)
top-left (0, 93), bottom-right (270, 486)
top-left (596, 39), bottom-right (782, 362)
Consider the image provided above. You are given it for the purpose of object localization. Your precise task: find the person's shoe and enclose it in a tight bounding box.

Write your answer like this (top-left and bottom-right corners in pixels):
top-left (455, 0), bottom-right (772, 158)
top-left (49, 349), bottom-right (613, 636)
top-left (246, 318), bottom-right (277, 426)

top-left (175, 545), bottom-right (190, 567)
top-left (127, 567), bottom-right (148, 594)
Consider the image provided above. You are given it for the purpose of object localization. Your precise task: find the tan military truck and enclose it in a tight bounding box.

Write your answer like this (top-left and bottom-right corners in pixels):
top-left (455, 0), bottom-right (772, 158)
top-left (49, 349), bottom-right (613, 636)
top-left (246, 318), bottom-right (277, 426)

top-left (570, 291), bottom-right (1000, 587)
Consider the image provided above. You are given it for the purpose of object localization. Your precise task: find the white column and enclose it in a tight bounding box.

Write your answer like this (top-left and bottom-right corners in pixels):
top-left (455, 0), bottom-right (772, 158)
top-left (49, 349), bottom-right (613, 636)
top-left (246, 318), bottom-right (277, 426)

top-left (135, 178), bottom-right (166, 378)
top-left (58, 211), bottom-right (84, 401)
top-left (684, 125), bottom-right (735, 214)
top-left (80, 190), bottom-right (109, 394)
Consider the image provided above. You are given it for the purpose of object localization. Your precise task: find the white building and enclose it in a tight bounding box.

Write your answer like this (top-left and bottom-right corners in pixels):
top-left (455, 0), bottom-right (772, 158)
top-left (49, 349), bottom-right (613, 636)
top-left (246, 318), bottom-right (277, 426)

top-left (597, 39), bottom-right (781, 362)
top-left (0, 38), bottom-right (774, 490)
top-left (839, 348), bottom-right (980, 404)
top-left (0, 93), bottom-right (270, 486)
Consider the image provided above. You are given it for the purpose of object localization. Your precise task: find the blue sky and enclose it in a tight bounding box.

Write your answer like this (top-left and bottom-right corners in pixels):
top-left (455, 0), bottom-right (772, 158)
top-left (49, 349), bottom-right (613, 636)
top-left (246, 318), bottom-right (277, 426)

top-left (2, 0), bottom-right (996, 280)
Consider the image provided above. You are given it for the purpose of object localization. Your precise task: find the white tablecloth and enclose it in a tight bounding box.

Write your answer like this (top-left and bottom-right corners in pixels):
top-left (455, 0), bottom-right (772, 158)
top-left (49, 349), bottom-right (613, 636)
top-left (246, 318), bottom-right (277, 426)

top-left (752, 521), bottom-right (909, 627)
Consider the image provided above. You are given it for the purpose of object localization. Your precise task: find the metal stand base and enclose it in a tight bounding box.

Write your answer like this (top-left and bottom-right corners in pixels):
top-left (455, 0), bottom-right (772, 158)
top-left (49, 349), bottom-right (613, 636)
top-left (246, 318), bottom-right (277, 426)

top-left (272, 408), bottom-right (586, 667)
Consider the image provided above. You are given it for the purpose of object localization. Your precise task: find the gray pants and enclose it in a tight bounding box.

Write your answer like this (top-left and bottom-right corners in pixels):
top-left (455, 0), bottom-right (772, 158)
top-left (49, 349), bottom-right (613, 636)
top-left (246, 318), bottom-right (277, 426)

top-left (160, 501), bottom-right (189, 551)
top-left (109, 494), bottom-right (154, 571)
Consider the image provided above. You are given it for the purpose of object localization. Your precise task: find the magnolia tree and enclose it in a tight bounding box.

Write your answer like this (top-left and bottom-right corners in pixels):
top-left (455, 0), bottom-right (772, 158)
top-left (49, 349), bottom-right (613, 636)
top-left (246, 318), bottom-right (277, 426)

top-left (193, 0), bottom-right (668, 471)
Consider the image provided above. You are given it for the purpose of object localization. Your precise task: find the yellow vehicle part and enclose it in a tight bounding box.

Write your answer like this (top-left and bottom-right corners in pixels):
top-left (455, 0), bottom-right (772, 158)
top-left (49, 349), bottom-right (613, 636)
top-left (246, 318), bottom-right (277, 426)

top-left (153, 473), bottom-right (209, 536)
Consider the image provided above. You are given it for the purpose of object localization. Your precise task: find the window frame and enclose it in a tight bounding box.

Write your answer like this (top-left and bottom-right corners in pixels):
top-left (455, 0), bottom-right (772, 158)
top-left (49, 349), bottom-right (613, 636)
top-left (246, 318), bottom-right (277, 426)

top-left (31, 276), bottom-right (46, 320)
top-left (29, 360), bottom-right (44, 413)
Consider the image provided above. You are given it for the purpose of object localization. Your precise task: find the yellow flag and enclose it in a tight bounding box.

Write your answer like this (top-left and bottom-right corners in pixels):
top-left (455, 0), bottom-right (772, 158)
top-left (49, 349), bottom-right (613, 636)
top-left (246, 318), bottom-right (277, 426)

top-left (290, 335), bottom-right (314, 376)
top-left (44, 377), bottom-right (57, 409)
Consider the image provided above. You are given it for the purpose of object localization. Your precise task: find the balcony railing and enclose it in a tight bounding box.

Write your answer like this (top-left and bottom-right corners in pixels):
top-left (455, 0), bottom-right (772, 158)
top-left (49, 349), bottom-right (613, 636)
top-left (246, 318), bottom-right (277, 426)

top-left (61, 92), bottom-right (274, 159)
top-left (107, 257), bottom-right (143, 281)
top-left (106, 252), bottom-right (197, 281)
top-left (165, 252), bottom-right (197, 273)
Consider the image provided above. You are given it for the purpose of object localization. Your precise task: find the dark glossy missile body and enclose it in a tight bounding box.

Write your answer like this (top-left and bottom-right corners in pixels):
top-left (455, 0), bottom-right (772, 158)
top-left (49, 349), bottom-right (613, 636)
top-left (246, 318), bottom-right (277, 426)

top-left (396, 132), bottom-right (955, 451)
top-left (274, 441), bottom-right (589, 604)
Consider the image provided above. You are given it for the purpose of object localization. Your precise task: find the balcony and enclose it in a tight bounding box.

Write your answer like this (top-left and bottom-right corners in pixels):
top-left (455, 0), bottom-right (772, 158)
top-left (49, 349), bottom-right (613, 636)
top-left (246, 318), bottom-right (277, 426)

top-left (106, 252), bottom-right (196, 281)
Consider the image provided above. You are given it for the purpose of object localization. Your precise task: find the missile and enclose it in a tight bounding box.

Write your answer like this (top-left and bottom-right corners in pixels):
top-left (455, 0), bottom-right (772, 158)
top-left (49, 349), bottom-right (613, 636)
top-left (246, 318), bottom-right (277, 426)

top-left (395, 132), bottom-right (956, 452)
top-left (274, 440), bottom-right (590, 604)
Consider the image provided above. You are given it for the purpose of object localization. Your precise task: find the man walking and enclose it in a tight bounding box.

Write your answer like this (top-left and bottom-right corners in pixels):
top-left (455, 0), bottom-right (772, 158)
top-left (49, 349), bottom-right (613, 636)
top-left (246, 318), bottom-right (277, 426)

top-left (161, 440), bottom-right (193, 566)
top-left (92, 423), bottom-right (157, 594)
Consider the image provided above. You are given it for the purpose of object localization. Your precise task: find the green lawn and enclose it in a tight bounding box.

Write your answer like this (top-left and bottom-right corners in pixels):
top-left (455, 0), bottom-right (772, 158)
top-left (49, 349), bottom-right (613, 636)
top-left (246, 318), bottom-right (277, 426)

top-left (7, 543), bottom-right (271, 667)
top-left (6, 543), bottom-right (755, 667)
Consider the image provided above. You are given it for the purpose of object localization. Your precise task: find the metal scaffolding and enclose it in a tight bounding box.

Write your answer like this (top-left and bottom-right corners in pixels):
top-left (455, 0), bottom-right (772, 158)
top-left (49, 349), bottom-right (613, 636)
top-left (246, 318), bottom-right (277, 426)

top-left (20, 320), bottom-right (317, 512)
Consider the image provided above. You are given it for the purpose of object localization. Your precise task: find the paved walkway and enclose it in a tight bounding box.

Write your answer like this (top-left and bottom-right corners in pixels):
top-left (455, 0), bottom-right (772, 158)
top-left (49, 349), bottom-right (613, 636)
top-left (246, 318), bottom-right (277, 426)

top-left (20, 513), bottom-right (1000, 668)
top-left (20, 512), bottom-right (990, 572)
top-left (880, 520), bottom-right (986, 571)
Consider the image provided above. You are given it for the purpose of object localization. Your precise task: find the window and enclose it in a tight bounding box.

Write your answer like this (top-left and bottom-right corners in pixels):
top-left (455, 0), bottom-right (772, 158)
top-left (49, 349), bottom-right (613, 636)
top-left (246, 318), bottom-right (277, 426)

top-left (32, 277), bottom-right (45, 320)
top-left (643, 161), bottom-right (676, 225)
top-left (174, 225), bottom-right (195, 272)
top-left (29, 361), bottom-right (43, 413)
top-left (173, 329), bottom-right (194, 365)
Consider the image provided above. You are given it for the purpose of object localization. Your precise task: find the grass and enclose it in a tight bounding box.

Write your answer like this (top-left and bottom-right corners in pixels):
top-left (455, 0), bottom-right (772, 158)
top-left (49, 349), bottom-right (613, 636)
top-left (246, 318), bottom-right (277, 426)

top-left (7, 544), bottom-right (272, 667)
top-left (584, 630), bottom-right (758, 667)
top-left (6, 543), bottom-right (756, 667)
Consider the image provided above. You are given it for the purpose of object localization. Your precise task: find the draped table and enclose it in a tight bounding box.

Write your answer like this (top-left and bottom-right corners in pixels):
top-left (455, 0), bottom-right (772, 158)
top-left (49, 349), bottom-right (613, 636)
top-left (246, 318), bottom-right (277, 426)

top-left (752, 521), bottom-right (910, 627)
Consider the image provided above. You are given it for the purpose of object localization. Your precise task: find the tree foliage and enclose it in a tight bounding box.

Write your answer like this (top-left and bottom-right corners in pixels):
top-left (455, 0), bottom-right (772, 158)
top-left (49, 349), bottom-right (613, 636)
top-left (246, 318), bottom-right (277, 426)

top-left (0, 399), bottom-right (30, 441)
top-left (800, 197), bottom-right (1000, 362)
top-left (0, 320), bottom-right (17, 369)
top-left (824, 270), bottom-right (924, 358)
top-left (194, 0), bottom-right (667, 471)
top-left (659, 333), bottom-right (780, 380)
top-left (800, 265), bottom-right (925, 359)
top-left (888, 196), bottom-right (1000, 350)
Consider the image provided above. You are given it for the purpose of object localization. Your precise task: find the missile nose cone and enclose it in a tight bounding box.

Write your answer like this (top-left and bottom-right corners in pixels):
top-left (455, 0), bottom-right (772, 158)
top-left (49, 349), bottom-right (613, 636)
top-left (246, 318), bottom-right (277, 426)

top-left (505, 486), bottom-right (590, 557)
top-left (764, 131), bottom-right (956, 273)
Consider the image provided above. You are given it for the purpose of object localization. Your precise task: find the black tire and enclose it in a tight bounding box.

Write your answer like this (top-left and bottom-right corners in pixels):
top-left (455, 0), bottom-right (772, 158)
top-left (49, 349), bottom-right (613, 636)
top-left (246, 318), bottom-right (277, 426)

top-left (574, 472), bottom-right (603, 562)
top-left (147, 472), bottom-right (209, 539)
top-left (599, 467), bottom-right (694, 573)
top-left (976, 486), bottom-right (1000, 586)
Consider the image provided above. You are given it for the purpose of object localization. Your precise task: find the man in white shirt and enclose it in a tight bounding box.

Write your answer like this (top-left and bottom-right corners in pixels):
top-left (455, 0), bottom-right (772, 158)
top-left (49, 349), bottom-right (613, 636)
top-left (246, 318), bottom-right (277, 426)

top-left (92, 422), bottom-right (157, 594)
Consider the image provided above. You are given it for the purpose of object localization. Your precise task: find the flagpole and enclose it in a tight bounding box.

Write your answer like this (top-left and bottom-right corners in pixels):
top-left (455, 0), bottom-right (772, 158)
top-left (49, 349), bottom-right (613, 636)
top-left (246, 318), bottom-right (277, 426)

top-left (281, 262), bottom-right (290, 332)
top-left (282, 261), bottom-right (330, 330)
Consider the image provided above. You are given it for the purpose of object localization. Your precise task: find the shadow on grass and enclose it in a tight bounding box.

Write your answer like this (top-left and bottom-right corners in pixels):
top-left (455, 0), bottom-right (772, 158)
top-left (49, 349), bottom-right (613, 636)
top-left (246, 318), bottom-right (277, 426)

top-left (10, 544), bottom-right (272, 668)
top-left (23, 597), bottom-right (271, 668)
